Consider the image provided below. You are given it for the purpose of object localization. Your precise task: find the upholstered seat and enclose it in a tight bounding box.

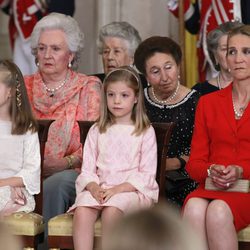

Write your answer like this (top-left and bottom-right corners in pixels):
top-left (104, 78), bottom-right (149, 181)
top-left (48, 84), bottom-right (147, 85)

top-left (48, 213), bottom-right (101, 249)
top-left (47, 121), bottom-right (175, 249)
top-left (238, 225), bottom-right (250, 249)
top-left (4, 212), bottom-right (44, 236)
top-left (48, 213), bottom-right (101, 237)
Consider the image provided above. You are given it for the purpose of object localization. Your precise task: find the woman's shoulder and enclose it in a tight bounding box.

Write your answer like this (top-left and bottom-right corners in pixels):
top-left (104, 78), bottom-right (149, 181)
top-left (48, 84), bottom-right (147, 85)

top-left (198, 84), bottom-right (232, 108)
top-left (192, 80), bottom-right (219, 95)
top-left (76, 72), bottom-right (102, 86)
top-left (24, 73), bottom-right (37, 88)
top-left (178, 87), bottom-right (200, 106)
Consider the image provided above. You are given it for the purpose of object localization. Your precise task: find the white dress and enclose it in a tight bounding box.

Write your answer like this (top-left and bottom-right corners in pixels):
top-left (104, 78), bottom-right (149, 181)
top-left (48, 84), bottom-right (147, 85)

top-left (0, 120), bottom-right (40, 215)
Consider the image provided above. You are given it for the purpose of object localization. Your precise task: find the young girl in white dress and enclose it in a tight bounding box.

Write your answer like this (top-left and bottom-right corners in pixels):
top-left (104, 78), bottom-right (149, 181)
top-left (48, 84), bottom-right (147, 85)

top-left (0, 60), bottom-right (40, 216)
top-left (70, 66), bottom-right (159, 250)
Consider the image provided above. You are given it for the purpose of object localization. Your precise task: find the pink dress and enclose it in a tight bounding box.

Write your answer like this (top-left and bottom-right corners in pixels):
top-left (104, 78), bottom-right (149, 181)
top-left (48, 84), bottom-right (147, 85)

top-left (69, 124), bottom-right (159, 213)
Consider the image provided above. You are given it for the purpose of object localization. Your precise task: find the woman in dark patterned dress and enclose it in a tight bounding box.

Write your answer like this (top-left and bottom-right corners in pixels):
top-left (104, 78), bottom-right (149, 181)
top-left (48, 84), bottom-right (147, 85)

top-left (134, 36), bottom-right (200, 207)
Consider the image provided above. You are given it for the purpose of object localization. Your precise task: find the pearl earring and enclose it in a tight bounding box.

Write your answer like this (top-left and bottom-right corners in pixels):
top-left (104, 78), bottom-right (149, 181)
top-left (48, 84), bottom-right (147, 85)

top-left (68, 62), bottom-right (72, 68)
top-left (36, 61), bottom-right (39, 67)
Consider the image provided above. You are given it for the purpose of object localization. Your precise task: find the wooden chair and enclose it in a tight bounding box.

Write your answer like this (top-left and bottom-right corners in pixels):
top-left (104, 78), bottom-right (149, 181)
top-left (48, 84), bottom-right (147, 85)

top-left (47, 121), bottom-right (174, 250)
top-left (3, 119), bottom-right (53, 250)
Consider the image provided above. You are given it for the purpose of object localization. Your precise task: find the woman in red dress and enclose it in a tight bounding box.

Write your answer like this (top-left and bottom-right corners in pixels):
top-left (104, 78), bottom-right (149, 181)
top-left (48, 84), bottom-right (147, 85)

top-left (183, 25), bottom-right (250, 250)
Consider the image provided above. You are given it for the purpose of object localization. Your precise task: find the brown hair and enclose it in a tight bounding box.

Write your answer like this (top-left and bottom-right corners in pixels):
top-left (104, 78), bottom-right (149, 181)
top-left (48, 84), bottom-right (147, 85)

top-left (134, 36), bottom-right (182, 75)
top-left (103, 202), bottom-right (204, 250)
top-left (0, 60), bottom-right (37, 134)
top-left (227, 24), bottom-right (250, 45)
top-left (97, 66), bottom-right (150, 135)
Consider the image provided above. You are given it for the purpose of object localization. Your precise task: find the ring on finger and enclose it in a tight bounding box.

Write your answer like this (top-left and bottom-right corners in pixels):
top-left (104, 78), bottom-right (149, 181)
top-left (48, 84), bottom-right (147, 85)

top-left (226, 183), bottom-right (230, 188)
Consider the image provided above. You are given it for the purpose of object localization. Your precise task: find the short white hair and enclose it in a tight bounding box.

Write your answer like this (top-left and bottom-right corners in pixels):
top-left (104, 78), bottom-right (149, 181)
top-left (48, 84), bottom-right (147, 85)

top-left (30, 12), bottom-right (84, 69)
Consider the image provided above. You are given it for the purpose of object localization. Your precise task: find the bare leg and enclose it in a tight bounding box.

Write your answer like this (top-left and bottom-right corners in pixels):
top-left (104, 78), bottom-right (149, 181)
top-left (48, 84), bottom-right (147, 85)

top-left (206, 200), bottom-right (238, 250)
top-left (182, 197), bottom-right (209, 250)
top-left (73, 207), bottom-right (100, 250)
top-left (101, 206), bottom-right (123, 246)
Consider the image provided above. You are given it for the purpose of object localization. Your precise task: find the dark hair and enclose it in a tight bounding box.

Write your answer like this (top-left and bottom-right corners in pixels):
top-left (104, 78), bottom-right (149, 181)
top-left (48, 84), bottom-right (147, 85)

top-left (0, 60), bottom-right (37, 134)
top-left (207, 21), bottom-right (243, 71)
top-left (134, 36), bottom-right (182, 75)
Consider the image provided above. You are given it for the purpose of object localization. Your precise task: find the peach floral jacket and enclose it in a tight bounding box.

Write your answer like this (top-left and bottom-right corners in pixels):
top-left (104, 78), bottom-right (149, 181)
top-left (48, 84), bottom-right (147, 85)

top-left (25, 70), bottom-right (101, 165)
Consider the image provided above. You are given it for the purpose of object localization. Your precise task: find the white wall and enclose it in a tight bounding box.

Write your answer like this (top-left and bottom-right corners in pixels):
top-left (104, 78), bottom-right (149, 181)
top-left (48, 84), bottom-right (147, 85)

top-left (0, 0), bottom-right (179, 74)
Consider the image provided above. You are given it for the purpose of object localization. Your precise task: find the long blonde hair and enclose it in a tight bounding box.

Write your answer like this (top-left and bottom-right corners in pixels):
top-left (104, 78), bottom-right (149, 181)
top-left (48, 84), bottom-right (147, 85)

top-left (0, 60), bottom-right (37, 134)
top-left (98, 66), bottom-right (150, 135)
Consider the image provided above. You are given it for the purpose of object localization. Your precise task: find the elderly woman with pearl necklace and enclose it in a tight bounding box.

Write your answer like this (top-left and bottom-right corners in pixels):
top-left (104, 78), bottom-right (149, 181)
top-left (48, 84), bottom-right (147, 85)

top-left (134, 36), bottom-right (200, 207)
top-left (24, 13), bottom-right (101, 233)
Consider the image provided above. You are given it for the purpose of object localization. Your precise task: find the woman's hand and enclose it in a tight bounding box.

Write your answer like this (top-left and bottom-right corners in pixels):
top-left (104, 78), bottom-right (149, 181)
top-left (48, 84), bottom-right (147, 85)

top-left (209, 164), bottom-right (243, 189)
top-left (43, 157), bottom-right (68, 178)
top-left (87, 182), bottom-right (105, 204)
top-left (166, 156), bottom-right (189, 170)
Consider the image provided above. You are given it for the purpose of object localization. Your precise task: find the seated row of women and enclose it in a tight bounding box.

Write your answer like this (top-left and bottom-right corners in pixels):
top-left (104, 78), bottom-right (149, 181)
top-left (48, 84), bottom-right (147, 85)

top-left (1, 12), bottom-right (250, 250)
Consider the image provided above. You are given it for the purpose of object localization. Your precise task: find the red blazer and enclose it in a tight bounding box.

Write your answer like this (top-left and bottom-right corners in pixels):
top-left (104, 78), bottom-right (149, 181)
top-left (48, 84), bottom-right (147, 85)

top-left (187, 84), bottom-right (250, 183)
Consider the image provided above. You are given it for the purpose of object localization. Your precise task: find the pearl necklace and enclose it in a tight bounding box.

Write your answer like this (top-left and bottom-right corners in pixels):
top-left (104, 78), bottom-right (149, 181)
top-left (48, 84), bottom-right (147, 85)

top-left (151, 81), bottom-right (180, 105)
top-left (232, 97), bottom-right (245, 119)
top-left (42, 72), bottom-right (69, 97)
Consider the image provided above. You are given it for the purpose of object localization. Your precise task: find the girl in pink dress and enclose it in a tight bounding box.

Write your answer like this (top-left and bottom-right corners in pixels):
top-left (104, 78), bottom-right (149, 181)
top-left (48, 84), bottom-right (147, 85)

top-left (70, 66), bottom-right (159, 250)
top-left (0, 60), bottom-right (40, 216)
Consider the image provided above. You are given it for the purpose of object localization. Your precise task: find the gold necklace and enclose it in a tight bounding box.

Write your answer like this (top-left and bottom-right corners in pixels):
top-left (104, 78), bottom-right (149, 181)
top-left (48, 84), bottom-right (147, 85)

top-left (151, 81), bottom-right (180, 105)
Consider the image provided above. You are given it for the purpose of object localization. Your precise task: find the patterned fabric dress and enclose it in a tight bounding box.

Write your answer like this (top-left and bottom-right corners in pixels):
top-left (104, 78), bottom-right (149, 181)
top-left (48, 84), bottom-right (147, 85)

top-left (144, 87), bottom-right (200, 207)
top-left (25, 70), bottom-right (101, 170)
top-left (68, 124), bottom-right (159, 213)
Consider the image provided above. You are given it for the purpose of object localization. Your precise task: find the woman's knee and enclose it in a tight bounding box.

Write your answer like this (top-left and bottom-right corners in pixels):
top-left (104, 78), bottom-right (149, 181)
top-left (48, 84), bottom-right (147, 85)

top-left (206, 200), bottom-right (233, 226)
top-left (183, 198), bottom-right (208, 220)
